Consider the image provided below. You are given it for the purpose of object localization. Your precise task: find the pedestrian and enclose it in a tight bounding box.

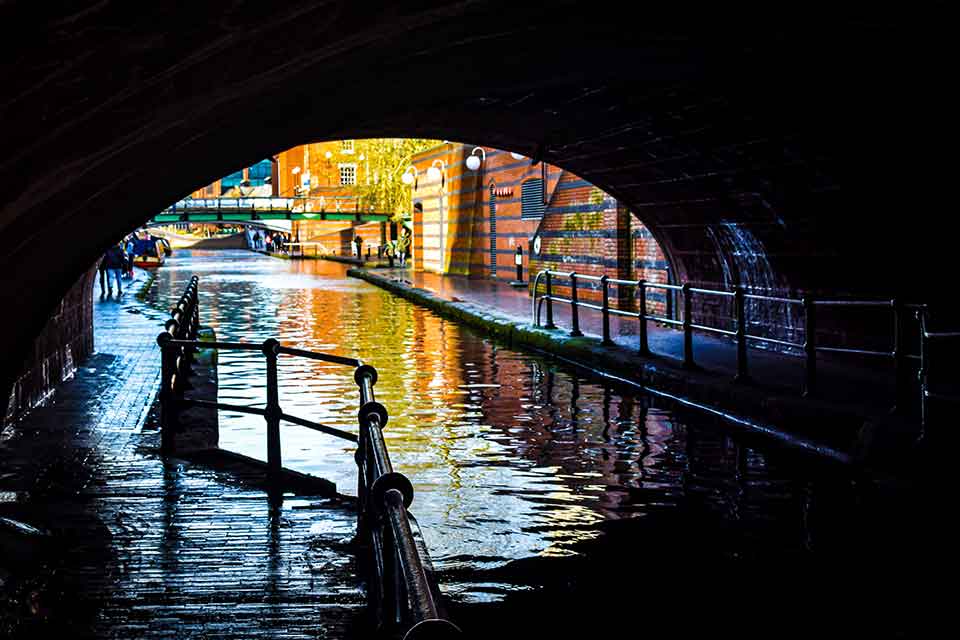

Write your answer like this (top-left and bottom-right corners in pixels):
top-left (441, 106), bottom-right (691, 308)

top-left (97, 253), bottom-right (108, 298)
top-left (124, 236), bottom-right (136, 277)
top-left (397, 227), bottom-right (410, 268)
top-left (103, 242), bottom-right (126, 297)
top-left (253, 231), bottom-right (261, 250)
top-left (353, 234), bottom-right (363, 259)
top-left (265, 233), bottom-right (272, 252)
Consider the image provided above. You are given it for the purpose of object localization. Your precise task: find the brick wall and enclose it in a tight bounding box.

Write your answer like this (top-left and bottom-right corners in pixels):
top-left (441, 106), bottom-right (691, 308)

top-left (3, 266), bottom-right (96, 427)
top-left (529, 174), bottom-right (670, 315)
top-left (408, 144), bottom-right (672, 315)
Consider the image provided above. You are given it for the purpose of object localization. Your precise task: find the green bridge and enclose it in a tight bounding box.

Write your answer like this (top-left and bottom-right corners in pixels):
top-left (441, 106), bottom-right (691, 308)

top-left (149, 197), bottom-right (392, 225)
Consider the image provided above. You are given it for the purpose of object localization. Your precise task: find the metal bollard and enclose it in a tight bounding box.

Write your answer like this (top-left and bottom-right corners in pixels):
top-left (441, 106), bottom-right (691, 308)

top-left (514, 245), bottom-right (524, 282)
top-left (681, 282), bottom-right (694, 368)
top-left (803, 297), bottom-right (816, 397)
top-left (600, 275), bottom-right (612, 346)
top-left (734, 286), bottom-right (749, 382)
top-left (569, 273), bottom-right (583, 337)
top-left (637, 279), bottom-right (650, 356)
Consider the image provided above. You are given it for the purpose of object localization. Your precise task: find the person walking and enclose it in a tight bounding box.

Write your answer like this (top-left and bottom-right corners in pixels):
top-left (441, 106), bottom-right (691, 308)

top-left (103, 242), bottom-right (126, 297)
top-left (353, 234), bottom-right (363, 260)
top-left (397, 227), bottom-right (410, 268)
top-left (97, 253), bottom-right (108, 298)
top-left (124, 236), bottom-right (136, 277)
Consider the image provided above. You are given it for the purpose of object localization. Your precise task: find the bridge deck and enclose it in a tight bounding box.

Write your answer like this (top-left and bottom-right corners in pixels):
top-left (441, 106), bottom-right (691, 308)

top-left (150, 198), bottom-right (392, 225)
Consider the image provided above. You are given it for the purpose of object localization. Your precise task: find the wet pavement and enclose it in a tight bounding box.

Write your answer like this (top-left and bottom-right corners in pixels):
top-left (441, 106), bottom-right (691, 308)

top-left (146, 251), bottom-right (936, 637)
top-left (0, 269), bottom-right (365, 639)
top-left (0, 252), bottom-right (943, 639)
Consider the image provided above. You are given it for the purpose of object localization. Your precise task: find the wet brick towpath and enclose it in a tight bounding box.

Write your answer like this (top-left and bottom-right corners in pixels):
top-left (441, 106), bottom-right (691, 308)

top-left (1, 270), bottom-right (365, 639)
top-left (367, 268), bottom-right (903, 407)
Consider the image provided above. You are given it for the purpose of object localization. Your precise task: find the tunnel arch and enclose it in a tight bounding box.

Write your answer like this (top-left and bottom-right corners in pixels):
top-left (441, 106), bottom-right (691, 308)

top-left (0, 3), bottom-right (951, 406)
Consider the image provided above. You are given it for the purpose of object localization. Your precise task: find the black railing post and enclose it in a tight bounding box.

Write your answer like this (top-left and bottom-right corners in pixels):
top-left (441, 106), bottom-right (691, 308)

top-left (262, 338), bottom-right (282, 486)
top-left (917, 309), bottom-right (928, 440)
top-left (681, 282), bottom-right (695, 369)
top-left (544, 270), bottom-right (556, 329)
top-left (569, 273), bottom-right (583, 337)
top-left (734, 285), bottom-right (749, 382)
top-left (637, 279), bottom-right (650, 356)
top-left (600, 275), bottom-right (612, 346)
top-left (157, 332), bottom-right (177, 454)
top-left (891, 298), bottom-right (906, 414)
top-left (803, 297), bottom-right (817, 397)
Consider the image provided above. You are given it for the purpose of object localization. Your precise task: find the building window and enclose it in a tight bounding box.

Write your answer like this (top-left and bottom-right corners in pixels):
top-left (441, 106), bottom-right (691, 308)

top-left (340, 140), bottom-right (355, 154)
top-left (521, 178), bottom-right (546, 219)
top-left (221, 170), bottom-right (244, 189)
top-left (247, 159), bottom-right (272, 186)
top-left (339, 163), bottom-right (358, 186)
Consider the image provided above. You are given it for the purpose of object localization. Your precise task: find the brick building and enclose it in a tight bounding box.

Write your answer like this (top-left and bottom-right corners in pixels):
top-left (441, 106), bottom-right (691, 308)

top-left (409, 143), bottom-right (672, 314)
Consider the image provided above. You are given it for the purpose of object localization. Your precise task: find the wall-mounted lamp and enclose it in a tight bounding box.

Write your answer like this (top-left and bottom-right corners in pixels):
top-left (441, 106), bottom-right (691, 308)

top-left (427, 159), bottom-right (446, 184)
top-left (291, 166), bottom-right (301, 175)
top-left (510, 152), bottom-right (526, 160)
top-left (324, 151), bottom-right (333, 160)
top-left (465, 146), bottom-right (486, 171)
top-left (401, 166), bottom-right (419, 188)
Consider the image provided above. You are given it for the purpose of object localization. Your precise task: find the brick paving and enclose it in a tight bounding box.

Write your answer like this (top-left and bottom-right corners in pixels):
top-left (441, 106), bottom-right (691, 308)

top-left (1, 270), bottom-right (365, 639)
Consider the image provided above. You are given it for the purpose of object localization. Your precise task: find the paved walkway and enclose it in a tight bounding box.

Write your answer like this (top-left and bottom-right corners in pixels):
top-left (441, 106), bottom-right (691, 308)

top-left (1, 270), bottom-right (365, 639)
top-left (371, 267), bottom-right (907, 417)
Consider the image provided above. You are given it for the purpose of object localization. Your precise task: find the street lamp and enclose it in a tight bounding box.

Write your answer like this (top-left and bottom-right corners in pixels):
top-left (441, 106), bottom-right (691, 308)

top-left (465, 146), bottom-right (485, 171)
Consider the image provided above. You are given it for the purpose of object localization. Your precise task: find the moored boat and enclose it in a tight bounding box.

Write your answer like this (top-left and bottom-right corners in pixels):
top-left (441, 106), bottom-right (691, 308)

top-left (132, 237), bottom-right (166, 268)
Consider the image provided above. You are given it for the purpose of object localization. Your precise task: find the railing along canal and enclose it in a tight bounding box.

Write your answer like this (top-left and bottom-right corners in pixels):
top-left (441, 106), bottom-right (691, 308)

top-left (532, 269), bottom-right (956, 421)
top-left (156, 276), bottom-right (461, 639)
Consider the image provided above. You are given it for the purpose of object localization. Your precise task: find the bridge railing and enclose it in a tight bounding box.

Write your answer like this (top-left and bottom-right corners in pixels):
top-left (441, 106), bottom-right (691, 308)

top-left (156, 277), bottom-right (461, 638)
top-left (532, 269), bottom-right (934, 417)
top-left (159, 196), bottom-right (387, 220)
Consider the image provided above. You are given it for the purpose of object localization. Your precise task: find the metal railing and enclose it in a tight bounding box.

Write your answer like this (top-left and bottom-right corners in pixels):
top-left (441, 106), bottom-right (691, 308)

top-left (532, 269), bottom-right (931, 411)
top-left (156, 277), bottom-right (460, 638)
top-left (288, 242), bottom-right (324, 257)
top-left (917, 308), bottom-right (960, 439)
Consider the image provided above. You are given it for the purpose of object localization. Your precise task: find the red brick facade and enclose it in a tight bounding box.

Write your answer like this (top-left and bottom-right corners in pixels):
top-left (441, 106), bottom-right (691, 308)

top-left (409, 143), bottom-right (672, 314)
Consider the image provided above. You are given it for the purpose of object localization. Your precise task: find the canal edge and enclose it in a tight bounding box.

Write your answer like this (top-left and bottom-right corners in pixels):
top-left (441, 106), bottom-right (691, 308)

top-left (345, 267), bottom-right (922, 473)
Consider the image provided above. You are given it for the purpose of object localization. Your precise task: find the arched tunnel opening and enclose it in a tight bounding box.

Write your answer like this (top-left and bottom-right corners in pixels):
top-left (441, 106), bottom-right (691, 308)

top-left (0, 4), bottom-right (952, 638)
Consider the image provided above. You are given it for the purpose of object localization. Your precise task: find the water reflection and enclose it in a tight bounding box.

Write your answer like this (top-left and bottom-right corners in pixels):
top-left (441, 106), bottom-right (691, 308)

top-left (148, 250), bottom-right (876, 604)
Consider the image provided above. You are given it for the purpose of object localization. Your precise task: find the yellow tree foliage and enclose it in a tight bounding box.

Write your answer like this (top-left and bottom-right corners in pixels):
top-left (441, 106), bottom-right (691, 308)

top-left (352, 138), bottom-right (441, 222)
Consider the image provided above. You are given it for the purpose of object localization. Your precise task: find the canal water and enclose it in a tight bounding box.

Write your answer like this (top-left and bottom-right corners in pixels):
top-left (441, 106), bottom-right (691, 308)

top-left (147, 250), bottom-right (931, 637)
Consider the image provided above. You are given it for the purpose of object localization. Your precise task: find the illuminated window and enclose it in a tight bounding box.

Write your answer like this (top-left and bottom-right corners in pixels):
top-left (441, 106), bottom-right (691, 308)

top-left (340, 140), bottom-right (355, 154)
top-left (339, 163), bottom-right (357, 186)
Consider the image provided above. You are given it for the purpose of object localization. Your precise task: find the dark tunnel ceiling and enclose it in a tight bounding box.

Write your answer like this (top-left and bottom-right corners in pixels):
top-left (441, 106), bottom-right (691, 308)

top-left (0, 2), bottom-right (952, 302)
